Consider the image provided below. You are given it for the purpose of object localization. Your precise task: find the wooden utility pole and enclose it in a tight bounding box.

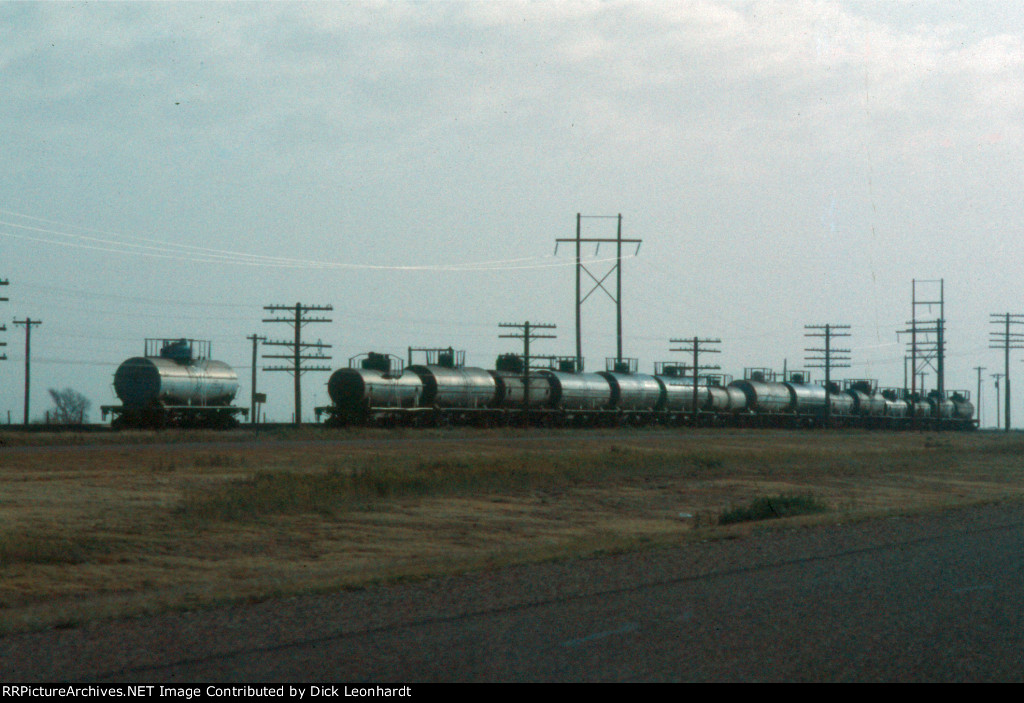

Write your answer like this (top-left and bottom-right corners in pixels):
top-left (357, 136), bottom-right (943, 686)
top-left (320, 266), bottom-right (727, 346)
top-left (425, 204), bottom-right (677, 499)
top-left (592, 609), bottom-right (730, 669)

top-left (499, 321), bottom-right (556, 423)
top-left (12, 317), bottom-right (41, 425)
top-left (247, 333), bottom-right (267, 424)
top-left (989, 313), bottom-right (1024, 431)
top-left (669, 337), bottom-right (721, 418)
top-left (993, 372), bottom-right (1005, 430)
top-left (805, 324), bottom-right (851, 425)
top-left (0, 279), bottom-right (8, 361)
top-left (263, 303), bottom-right (333, 424)
top-left (974, 365), bottom-right (986, 427)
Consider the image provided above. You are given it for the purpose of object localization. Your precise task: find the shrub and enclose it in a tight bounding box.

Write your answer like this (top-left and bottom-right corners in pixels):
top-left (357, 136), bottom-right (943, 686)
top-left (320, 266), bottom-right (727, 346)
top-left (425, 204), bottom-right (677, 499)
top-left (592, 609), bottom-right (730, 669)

top-left (718, 493), bottom-right (828, 525)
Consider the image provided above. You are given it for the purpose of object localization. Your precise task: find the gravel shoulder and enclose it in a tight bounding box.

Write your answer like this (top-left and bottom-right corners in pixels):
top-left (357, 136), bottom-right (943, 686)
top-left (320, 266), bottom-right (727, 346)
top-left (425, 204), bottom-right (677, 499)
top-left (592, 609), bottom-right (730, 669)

top-left (2, 500), bottom-right (1020, 682)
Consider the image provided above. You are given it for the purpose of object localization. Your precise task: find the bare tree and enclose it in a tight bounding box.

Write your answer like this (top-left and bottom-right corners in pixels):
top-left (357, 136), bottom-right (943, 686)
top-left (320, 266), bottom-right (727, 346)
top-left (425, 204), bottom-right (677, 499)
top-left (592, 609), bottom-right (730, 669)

top-left (47, 388), bottom-right (91, 425)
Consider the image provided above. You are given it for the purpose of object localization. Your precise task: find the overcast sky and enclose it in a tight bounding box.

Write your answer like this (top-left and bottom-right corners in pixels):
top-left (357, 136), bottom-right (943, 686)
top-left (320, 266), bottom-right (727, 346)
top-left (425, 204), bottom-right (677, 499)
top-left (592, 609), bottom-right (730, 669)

top-left (2, 0), bottom-right (1023, 426)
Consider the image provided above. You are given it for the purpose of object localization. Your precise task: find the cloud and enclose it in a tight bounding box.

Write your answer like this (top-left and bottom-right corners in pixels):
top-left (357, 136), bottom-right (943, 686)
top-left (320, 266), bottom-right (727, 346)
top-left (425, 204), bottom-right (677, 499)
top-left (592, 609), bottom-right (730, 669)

top-left (3, 1), bottom-right (1024, 421)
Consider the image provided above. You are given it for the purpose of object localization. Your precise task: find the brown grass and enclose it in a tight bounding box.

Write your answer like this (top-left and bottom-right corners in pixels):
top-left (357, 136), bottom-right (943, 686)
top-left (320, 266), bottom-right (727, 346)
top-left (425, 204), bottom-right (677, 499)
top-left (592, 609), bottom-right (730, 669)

top-left (1, 427), bottom-right (1023, 634)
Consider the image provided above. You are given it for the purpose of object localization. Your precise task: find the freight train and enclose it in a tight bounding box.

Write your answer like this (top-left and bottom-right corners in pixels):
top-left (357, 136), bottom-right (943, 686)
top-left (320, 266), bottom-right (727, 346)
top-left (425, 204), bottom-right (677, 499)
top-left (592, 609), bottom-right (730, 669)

top-left (100, 339), bottom-right (247, 429)
top-left (315, 349), bottom-right (977, 430)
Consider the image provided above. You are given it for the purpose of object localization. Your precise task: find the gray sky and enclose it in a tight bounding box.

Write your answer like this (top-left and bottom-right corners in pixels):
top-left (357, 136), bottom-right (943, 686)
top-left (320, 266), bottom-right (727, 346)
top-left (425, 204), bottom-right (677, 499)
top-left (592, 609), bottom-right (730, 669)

top-left (2, 0), bottom-right (1022, 426)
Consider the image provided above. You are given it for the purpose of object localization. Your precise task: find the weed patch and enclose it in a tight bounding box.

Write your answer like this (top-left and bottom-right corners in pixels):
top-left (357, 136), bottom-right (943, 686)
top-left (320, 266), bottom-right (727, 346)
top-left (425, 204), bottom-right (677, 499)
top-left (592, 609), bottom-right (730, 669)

top-left (179, 447), bottom-right (747, 523)
top-left (180, 457), bottom-right (554, 521)
top-left (718, 493), bottom-right (829, 525)
top-left (0, 533), bottom-right (104, 566)
top-left (193, 453), bottom-right (247, 469)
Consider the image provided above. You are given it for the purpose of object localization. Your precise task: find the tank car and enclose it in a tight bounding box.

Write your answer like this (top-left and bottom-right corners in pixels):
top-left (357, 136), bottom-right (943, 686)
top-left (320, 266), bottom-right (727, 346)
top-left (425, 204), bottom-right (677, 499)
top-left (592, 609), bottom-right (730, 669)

top-left (785, 382), bottom-right (828, 417)
top-left (950, 393), bottom-right (975, 424)
top-left (716, 385), bottom-right (749, 414)
top-left (490, 371), bottom-right (553, 409)
top-left (907, 394), bottom-right (933, 421)
top-left (729, 379), bottom-right (794, 416)
top-left (408, 365), bottom-right (499, 409)
top-left (845, 382), bottom-right (886, 421)
top-left (599, 371), bottom-right (663, 412)
top-left (538, 370), bottom-right (614, 417)
top-left (102, 339), bottom-right (245, 428)
top-left (313, 346), bottom-right (977, 431)
top-left (927, 391), bottom-right (956, 421)
top-left (326, 367), bottom-right (423, 422)
top-left (659, 376), bottom-right (713, 412)
top-left (877, 390), bottom-right (910, 428)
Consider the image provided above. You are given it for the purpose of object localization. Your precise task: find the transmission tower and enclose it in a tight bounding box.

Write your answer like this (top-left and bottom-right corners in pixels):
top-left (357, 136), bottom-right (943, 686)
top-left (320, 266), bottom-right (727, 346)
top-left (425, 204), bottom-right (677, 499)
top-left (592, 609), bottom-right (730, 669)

top-left (555, 213), bottom-right (641, 371)
top-left (262, 303), bottom-right (333, 424)
top-left (498, 321), bottom-right (556, 422)
top-left (898, 279), bottom-right (944, 396)
top-left (12, 317), bottom-right (41, 425)
top-left (805, 324), bottom-right (851, 424)
top-left (989, 312), bottom-right (1024, 431)
top-left (669, 336), bottom-right (721, 417)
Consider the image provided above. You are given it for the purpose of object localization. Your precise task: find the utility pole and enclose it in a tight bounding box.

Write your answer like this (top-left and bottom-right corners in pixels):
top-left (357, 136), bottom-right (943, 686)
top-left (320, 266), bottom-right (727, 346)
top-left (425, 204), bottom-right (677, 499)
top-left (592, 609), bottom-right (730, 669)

top-left (805, 324), bottom-right (851, 425)
top-left (0, 279), bottom-right (8, 361)
top-left (263, 303), bottom-right (333, 424)
top-left (555, 214), bottom-right (641, 371)
top-left (246, 333), bottom-right (267, 424)
top-left (974, 365), bottom-right (985, 428)
top-left (989, 313), bottom-right (1024, 432)
top-left (668, 336), bottom-right (721, 418)
top-left (12, 317), bottom-right (41, 425)
top-left (993, 373), bottom-right (1005, 430)
top-left (498, 321), bottom-right (556, 423)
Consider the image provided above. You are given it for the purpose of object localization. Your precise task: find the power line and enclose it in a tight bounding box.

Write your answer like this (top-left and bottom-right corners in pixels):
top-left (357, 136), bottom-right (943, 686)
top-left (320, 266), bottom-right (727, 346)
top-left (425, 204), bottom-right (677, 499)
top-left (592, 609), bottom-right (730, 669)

top-left (0, 211), bottom-right (634, 273)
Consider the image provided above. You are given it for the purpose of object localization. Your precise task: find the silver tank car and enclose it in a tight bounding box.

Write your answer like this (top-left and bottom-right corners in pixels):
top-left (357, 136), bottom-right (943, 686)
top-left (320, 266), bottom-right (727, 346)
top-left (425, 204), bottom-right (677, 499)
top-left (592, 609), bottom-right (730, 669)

top-left (539, 371), bottom-right (613, 410)
top-left (884, 398), bottom-right (910, 419)
top-left (408, 365), bottom-right (498, 408)
top-left (660, 376), bottom-right (713, 411)
top-left (489, 372), bottom-right (553, 408)
top-left (707, 385), bottom-right (748, 413)
top-left (928, 395), bottom-right (956, 420)
top-left (952, 397), bottom-right (975, 421)
top-left (327, 367), bottom-right (422, 412)
top-left (729, 379), bottom-right (794, 413)
top-left (846, 389), bottom-right (886, 416)
top-left (785, 382), bottom-right (827, 415)
top-left (114, 356), bottom-right (239, 408)
top-left (909, 399), bottom-right (932, 418)
top-left (829, 391), bottom-right (854, 416)
top-left (599, 372), bottom-right (664, 410)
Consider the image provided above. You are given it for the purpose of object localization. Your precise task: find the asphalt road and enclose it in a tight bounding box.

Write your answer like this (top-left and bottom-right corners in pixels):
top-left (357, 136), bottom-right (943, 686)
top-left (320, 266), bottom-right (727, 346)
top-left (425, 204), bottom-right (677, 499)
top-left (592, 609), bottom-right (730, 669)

top-left (3, 501), bottom-right (1022, 682)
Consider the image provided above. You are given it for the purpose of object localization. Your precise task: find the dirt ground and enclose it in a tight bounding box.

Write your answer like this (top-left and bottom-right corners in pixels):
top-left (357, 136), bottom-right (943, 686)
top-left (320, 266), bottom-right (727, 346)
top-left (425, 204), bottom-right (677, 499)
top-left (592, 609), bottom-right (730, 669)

top-left (1, 426), bottom-right (1022, 635)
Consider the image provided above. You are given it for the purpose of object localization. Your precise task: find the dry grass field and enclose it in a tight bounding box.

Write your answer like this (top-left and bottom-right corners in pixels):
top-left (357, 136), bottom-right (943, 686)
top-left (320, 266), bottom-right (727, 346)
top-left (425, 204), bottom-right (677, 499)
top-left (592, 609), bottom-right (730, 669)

top-left (1, 426), bottom-right (1023, 635)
